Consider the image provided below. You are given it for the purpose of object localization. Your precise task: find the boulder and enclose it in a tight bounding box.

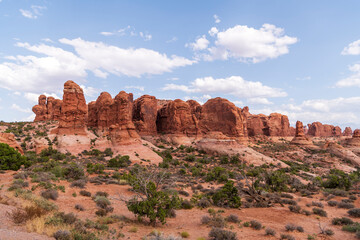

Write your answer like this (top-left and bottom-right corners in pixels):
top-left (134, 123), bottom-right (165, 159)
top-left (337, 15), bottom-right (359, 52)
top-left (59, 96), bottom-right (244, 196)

top-left (347, 129), bottom-right (360, 146)
top-left (0, 132), bottom-right (23, 154)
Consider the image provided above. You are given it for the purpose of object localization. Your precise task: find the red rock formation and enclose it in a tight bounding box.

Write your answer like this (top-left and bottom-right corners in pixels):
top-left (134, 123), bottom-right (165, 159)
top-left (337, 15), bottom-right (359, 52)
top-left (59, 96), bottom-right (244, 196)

top-left (133, 95), bottom-right (158, 135)
top-left (246, 112), bottom-right (291, 137)
top-left (33, 95), bottom-right (62, 121)
top-left (54, 80), bottom-right (88, 135)
top-left (0, 132), bottom-right (23, 154)
top-left (32, 95), bottom-right (48, 121)
top-left (198, 97), bottom-right (246, 141)
top-left (157, 99), bottom-right (198, 136)
top-left (307, 122), bottom-right (342, 137)
top-left (347, 129), bottom-right (360, 146)
top-left (291, 121), bottom-right (312, 145)
top-left (343, 127), bottom-right (352, 136)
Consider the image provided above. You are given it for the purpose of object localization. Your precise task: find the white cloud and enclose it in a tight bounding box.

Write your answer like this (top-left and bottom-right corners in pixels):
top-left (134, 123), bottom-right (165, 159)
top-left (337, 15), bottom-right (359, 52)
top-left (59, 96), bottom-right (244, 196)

top-left (252, 96), bottom-right (360, 127)
top-left (125, 85), bottom-right (145, 91)
top-left (208, 27), bottom-right (218, 37)
top-left (247, 97), bottom-right (273, 105)
top-left (80, 85), bottom-right (101, 98)
top-left (335, 63), bottom-right (360, 87)
top-left (342, 40), bottom-right (360, 55)
top-left (296, 76), bottom-right (311, 81)
top-left (186, 35), bottom-right (209, 51)
top-left (41, 38), bottom-right (54, 43)
top-left (167, 77), bottom-right (179, 81)
top-left (100, 32), bottom-right (115, 36)
top-left (21, 113), bottom-right (36, 122)
top-left (11, 103), bottom-right (31, 113)
top-left (166, 37), bottom-right (178, 43)
top-left (213, 14), bottom-right (221, 24)
top-left (183, 94), bottom-right (212, 105)
top-left (60, 38), bottom-right (195, 77)
top-left (19, 5), bottom-right (46, 19)
top-left (139, 32), bottom-right (152, 41)
top-left (193, 23), bottom-right (297, 63)
top-left (232, 100), bottom-right (244, 107)
top-left (162, 76), bottom-right (287, 99)
top-left (24, 92), bottom-right (61, 103)
top-left (0, 38), bottom-right (194, 94)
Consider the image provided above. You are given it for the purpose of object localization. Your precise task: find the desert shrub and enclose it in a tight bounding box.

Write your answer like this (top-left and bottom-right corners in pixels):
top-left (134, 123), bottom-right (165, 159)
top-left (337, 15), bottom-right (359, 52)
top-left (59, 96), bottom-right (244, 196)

top-left (64, 163), bottom-right (85, 180)
top-left (41, 189), bottom-right (59, 200)
top-left (311, 201), bottom-right (324, 208)
top-left (296, 226), bottom-right (304, 232)
top-left (342, 222), bottom-right (360, 232)
top-left (208, 227), bottom-right (238, 240)
top-left (108, 155), bottom-right (131, 168)
top-left (180, 231), bottom-right (190, 238)
top-left (356, 231), bottom-right (360, 239)
top-left (79, 190), bottom-right (91, 197)
top-left (95, 209), bottom-right (107, 217)
top-left (348, 208), bottom-right (360, 217)
top-left (250, 220), bottom-right (262, 230)
top-left (327, 200), bottom-right (338, 207)
top-left (53, 230), bottom-right (71, 240)
top-left (0, 143), bottom-right (30, 170)
top-left (6, 208), bottom-right (28, 224)
top-left (185, 154), bottom-right (196, 162)
top-left (212, 181), bottom-right (241, 208)
top-left (313, 207), bottom-right (327, 217)
top-left (205, 167), bottom-right (229, 183)
top-left (75, 204), bottom-right (84, 211)
top-left (94, 196), bottom-right (111, 209)
top-left (197, 198), bottom-right (211, 208)
top-left (225, 214), bottom-right (240, 223)
top-left (264, 169), bottom-right (289, 192)
top-left (280, 234), bottom-right (295, 240)
top-left (8, 179), bottom-right (29, 191)
top-left (181, 199), bottom-right (193, 209)
top-left (324, 229), bottom-right (334, 236)
top-left (332, 217), bottom-right (354, 225)
top-left (321, 169), bottom-right (357, 190)
top-left (301, 209), bottom-right (311, 216)
top-left (289, 205), bottom-right (301, 213)
top-left (126, 180), bottom-right (181, 225)
top-left (281, 199), bottom-right (297, 205)
top-left (281, 193), bottom-right (293, 199)
top-left (285, 224), bottom-right (296, 231)
top-left (349, 195), bottom-right (357, 200)
top-left (265, 228), bottom-right (276, 236)
top-left (86, 163), bottom-right (105, 174)
top-left (201, 214), bottom-right (226, 228)
top-left (95, 191), bottom-right (109, 197)
top-left (338, 202), bottom-right (355, 209)
top-left (178, 190), bottom-right (189, 197)
top-left (104, 148), bottom-right (113, 157)
top-left (70, 179), bottom-right (87, 189)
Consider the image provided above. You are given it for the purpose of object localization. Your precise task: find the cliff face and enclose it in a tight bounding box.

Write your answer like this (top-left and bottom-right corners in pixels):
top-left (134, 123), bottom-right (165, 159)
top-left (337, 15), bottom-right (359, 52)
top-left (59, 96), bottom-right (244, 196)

top-left (33, 80), bottom-right (351, 142)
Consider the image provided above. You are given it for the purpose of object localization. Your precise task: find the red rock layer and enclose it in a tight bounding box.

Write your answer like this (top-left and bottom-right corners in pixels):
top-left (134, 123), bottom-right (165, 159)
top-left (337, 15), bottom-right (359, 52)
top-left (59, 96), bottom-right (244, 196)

top-left (307, 122), bottom-right (342, 137)
top-left (133, 95), bottom-right (158, 135)
top-left (246, 112), bottom-right (291, 137)
top-left (0, 132), bottom-right (24, 154)
top-left (343, 127), bottom-right (353, 136)
top-left (347, 129), bottom-right (360, 146)
top-left (32, 95), bottom-right (62, 121)
top-left (53, 80), bottom-right (88, 135)
top-left (291, 121), bottom-right (312, 145)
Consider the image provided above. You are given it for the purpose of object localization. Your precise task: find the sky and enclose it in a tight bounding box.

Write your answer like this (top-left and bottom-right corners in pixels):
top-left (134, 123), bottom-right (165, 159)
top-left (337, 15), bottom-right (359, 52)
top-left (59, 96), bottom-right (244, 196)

top-left (1, 1), bottom-right (360, 129)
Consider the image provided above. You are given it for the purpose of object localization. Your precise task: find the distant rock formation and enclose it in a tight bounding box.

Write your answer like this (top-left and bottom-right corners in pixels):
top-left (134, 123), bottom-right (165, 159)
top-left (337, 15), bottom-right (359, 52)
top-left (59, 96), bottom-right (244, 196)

top-left (343, 127), bottom-right (353, 136)
top-left (0, 132), bottom-right (23, 154)
top-left (291, 121), bottom-right (312, 145)
top-left (246, 112), bottom-right (291, 137)
top-left (347, 129), bottom-right (360, 146)
top-left (32, 95), bottom-right (62, 121)
top-left (307, 122), bottom-right (342, 137)
top-left (52, 80), bottom-right (88, 135)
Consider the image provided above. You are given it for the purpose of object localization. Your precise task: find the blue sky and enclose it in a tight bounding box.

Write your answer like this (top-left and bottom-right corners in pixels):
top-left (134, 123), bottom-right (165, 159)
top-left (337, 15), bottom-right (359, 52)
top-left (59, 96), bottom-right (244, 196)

top-left (1, 0), bottom-right (360, 129)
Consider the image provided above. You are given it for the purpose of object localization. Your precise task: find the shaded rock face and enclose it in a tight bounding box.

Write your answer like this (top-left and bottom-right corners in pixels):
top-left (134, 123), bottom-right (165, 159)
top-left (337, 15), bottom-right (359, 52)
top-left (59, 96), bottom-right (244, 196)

top-left (55, 80), bottom-right (88, 135)
top-left (291, 121), bottom-right (312, 145)
top-left (87, 91), bottom-right (140, 144)
top-left (343, 127), bottom-right (353, 136)
top-left (246, 112), bottom-right (291, 137)
top-left (33, 95), bottom-right (62, 121)
top-left (133, 95), bottom-right (158, 135)
top-left (307, 122), bottom-right (342, 137)
top-left (198, 97), bottom-right (246, 140)
top-left (347, 129), bottom-right (360, 146)
top-left (156, 99), bottom-right (198, 136)
top-left (0, 132), bottom-right (23, 154)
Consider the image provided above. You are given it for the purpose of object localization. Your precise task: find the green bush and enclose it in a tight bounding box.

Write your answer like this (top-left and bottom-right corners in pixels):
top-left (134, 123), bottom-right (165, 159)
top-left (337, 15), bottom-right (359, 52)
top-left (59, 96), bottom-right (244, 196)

top-left (64, 163), bottom-right (85, 180)
top-left (87, 163), bottom-right (105, 174)
top-left (108, 155), bottom-right (131, 168)
top-left (0, 143), bottom-right (30, 170)
top-left (212, 181), bottom-right (241, 208)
